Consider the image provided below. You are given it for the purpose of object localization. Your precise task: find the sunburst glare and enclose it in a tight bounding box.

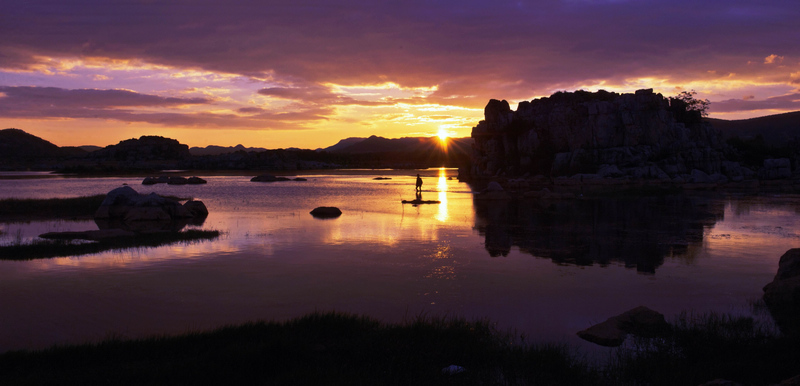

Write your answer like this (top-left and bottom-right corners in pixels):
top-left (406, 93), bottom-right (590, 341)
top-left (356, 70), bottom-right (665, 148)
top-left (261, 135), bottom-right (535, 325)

top-left (436, 128), bottom-right (449, 147)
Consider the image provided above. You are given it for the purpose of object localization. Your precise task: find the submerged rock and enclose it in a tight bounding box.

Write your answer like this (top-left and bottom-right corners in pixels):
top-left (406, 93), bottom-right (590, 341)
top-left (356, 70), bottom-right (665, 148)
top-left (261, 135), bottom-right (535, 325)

top-left (310, 206), bottom-right (342, 218)
top-left (474, 181), bottom-right (511, 200)
top-left (577, 306), bottom-right (669, 347)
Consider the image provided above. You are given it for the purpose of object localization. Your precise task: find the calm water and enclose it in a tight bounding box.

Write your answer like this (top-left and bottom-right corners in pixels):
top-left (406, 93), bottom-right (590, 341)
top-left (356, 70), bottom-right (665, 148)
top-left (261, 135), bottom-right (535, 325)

top-left (1, 169), bottom-right (799, 355)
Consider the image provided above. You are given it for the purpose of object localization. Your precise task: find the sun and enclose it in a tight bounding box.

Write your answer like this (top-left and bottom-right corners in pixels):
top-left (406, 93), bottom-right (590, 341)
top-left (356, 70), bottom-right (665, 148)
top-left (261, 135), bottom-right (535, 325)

top-left (436, 128), bottom-right (449, 145)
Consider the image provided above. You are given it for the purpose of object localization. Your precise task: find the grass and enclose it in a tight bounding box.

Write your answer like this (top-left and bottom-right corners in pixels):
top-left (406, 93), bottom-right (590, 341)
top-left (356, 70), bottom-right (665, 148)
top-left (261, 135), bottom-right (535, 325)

top-left (0, 194), bottom-right (106, 221)
top-left (0, 194), bottom-right (192, 222)
top-left (0, 312), bottom-right (597, 386)
top-left (0, 229), bottom-right (221, 260)
top-left (606, 312), bottom-right (800, 385)
top-left (0, 311), bottom-right (797, 385)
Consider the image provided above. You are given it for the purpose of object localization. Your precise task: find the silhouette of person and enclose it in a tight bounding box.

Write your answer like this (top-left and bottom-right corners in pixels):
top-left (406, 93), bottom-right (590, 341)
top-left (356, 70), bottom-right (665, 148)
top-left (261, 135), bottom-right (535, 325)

top-left (415, 174), bottom-right (423, 193)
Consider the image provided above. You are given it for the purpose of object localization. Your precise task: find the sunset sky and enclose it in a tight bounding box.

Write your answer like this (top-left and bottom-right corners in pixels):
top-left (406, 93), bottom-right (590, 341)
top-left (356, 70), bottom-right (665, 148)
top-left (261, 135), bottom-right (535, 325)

top-left (1, 0), bottom-right (799, 149)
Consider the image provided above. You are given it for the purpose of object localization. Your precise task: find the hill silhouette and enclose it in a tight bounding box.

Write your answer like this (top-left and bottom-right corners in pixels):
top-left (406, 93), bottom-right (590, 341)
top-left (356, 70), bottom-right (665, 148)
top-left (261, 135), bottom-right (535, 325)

top-left (0, 129), bottom-right (472, 171)
top-left (318, 135), bottom-right (472, 169)
top-left (321, 137), bottom-right (368, 152)
top-left (0, 129), bottom-right (87, 170)
top-left (0, 128), bottom-right (79, 159)
top-left (707, 111), bottom-right (800, 146)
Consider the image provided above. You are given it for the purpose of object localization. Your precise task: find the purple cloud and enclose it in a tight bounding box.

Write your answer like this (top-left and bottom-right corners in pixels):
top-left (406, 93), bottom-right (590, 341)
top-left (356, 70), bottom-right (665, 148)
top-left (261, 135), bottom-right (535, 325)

top-left (712, 93), bottom-right (800, 113)
top-left (0, 86), bottom-right (320, 129)
top-left (1, 0), bottom-right (799, 118)
top-left (0, 86), bottom-right (209, 109)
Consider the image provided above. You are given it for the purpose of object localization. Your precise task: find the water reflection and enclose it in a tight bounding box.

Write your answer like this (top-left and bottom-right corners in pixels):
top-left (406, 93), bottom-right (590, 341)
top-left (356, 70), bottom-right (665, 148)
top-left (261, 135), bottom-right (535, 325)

top-left (473, 194), bottom-right (725, 273)
top-left (436, 167), bottom-right (449, 222)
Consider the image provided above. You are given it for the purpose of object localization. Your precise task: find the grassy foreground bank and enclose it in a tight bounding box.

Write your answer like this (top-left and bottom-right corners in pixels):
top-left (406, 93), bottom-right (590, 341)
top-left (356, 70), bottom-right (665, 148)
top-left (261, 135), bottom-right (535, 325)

top-left (1, 312), bottom-right (798, 385)
top-left (0, 229), bottom-right (221, 260)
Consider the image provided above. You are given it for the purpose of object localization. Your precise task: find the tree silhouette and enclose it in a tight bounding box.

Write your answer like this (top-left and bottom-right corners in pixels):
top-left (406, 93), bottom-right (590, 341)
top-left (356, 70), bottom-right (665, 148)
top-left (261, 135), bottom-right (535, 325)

top-left (671, 90), bottom-right (710, 117)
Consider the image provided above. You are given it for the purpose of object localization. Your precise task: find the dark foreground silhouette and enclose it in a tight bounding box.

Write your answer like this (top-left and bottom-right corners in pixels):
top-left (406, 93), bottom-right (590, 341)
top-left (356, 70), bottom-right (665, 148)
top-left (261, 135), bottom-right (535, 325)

top-left (0, 311), bottom-right (797, 385)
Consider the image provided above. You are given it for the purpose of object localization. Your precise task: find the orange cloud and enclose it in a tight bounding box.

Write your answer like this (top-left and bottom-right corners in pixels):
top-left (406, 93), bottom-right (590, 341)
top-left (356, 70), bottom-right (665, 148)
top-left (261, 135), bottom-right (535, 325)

top-left (765, 54), bottom-right (785, 64)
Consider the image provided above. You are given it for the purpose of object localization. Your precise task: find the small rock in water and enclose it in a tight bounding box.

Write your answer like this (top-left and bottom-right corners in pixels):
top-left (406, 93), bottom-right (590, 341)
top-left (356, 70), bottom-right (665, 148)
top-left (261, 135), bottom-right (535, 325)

top-left (251, 175), bottom-right (290, 182)
top-left (187, 176), bottom-right (207, 184)
top-left (310, 206), bottom-right (342, 218)
top-left (442, 365), bottom-right (466, 375)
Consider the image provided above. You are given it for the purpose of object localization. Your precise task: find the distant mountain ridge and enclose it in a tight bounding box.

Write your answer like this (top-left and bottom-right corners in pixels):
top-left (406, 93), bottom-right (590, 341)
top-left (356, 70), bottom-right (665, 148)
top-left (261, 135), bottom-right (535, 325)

top-left (189, 144), bottom-right (268, 156)
top-left (706, 111), bottom-right (800, 146)
top-left (320, 137), bottom-right (367, 152)
top-left (322, 135), bottom-right (473, 155)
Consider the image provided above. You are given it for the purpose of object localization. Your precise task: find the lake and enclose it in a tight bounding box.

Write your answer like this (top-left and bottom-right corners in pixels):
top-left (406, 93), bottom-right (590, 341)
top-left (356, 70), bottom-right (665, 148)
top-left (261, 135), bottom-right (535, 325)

top-left (1, 168), bottom-right (799, 355)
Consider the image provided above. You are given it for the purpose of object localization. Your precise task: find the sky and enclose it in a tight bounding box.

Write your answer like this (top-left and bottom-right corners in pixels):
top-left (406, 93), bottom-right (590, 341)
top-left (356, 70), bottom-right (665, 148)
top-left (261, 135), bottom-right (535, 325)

top-left (1, 0), bottom-right (799, 149)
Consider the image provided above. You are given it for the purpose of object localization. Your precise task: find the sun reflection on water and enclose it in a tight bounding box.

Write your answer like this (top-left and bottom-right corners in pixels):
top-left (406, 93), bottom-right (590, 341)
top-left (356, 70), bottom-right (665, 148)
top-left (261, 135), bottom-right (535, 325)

top-left (435, 167), bottom-right (449, 222)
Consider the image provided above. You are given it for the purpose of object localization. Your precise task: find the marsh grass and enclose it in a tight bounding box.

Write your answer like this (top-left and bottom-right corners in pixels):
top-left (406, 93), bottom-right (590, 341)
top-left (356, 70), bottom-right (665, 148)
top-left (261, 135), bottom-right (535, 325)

top-left (0, 312), bottom-right (597, 386)
top-left (1, 311), bottom-right (799, 385)
top-left (0, 230), bottom-right (220, 260)
top-left (606, 312), bottom-right (800, 385)
top-left (0, 194), bottom-right (192, 222)
top-left (0, 194), bottom-right (106, 221)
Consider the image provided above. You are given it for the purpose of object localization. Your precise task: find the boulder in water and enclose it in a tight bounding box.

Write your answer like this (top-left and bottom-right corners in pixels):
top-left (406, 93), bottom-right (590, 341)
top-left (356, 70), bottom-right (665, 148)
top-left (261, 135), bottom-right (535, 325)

top-left (310, 206), bottom-right (342, 218)
top-left (94, 186), bottom-right (206, 232)
top-left (577, 306), bottom-right (669, 347)
top-left (763, 249), bottom-right (800, 335)
top-left (251, 175), bottom-right (291, 182)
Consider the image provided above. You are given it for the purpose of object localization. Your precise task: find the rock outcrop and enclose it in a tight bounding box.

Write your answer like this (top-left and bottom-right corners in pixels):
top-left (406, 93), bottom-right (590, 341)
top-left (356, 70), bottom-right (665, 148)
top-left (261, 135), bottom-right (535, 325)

top-left (89, 136), bottom-right (192, 164)
top-left (94, 186), bottom-right (207, 232)
top-left (468, 89), bottom-right (739, 180)
top-left (763, 248), bottom-right (800, 335)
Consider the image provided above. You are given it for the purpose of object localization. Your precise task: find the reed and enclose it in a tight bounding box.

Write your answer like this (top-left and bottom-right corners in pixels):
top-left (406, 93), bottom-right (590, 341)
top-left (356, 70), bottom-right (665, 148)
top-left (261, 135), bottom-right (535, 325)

top-left (0, 230), bottom-right (220, 260)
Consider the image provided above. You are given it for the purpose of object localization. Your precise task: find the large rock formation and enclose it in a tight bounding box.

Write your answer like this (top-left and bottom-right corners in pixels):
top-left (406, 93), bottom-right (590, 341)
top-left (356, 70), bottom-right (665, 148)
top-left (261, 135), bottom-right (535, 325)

top-left (469, 89), bottom-right (733, 180)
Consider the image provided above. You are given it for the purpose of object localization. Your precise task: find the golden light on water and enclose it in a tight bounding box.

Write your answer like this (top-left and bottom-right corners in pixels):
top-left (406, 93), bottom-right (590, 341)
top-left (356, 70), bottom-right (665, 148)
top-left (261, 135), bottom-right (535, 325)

top-left (435, 167), bottom-right (449, 222)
